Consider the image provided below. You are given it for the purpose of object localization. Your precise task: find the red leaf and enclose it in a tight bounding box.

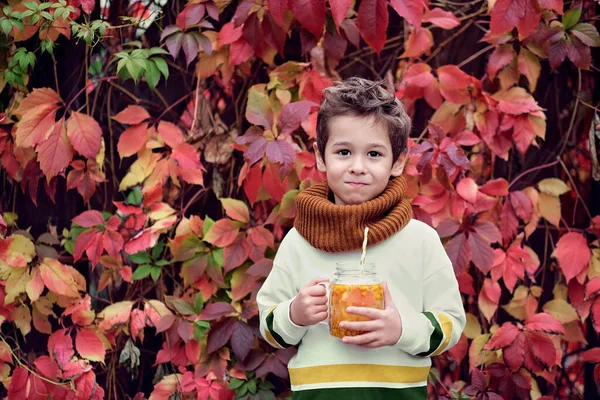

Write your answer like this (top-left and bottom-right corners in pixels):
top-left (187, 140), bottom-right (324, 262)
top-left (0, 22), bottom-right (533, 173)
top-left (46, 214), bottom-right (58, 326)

top-left (117, 123), bottom-right (148, 158)
top-left (112, 105), bottom-right (150, 125)
top-left (15, 88), bottom-right (62, 148)
top-left (266, 0), bottom-right (286, 27)
top-left (400, 26), bottom-right (433, 58)
top-left (231, 321), bottom-right (254, 360)
top-left (484, 322), bottom-right (521, 350)
top-left (472, 221), bottom-right (502, 244)
top-left (487, 44), bottom-right (516, 80)
top-left (223, 235), bottom-right (250, 273)
top-left (198, 302), bottom-right (236, 320)
top-left (265, 140), bottom-right (296, 175)
top-left (423, 8), bottom-right (460, 30)
top-left (468, 232), bottom-right (494, 274)
top-left (456, 177), bottom-right (478, 203)
top-left (72, 210), bottom-right (105, 227)
top-left (503, 333), bottom-right (526, 372)
top-left (539, 0), bottom-right (563, 13)
top-left (124, 229), bottom-right (158, 254)
top-left (74, 371), bottom-right (104, 400)
top-left (243, 163), bottom-right (262, 206)
top-left (437, 65), bottom-right (473, 105)
top-left (218, 22), bottom-right (243, 48)
top-left (499, 200), bottom-right (518, 245)
top-left (37, 120), bottom-right (73, 179)
top-left (206, 317), bottom-right (236, 353)
top-left (586, 277), bottom-right (600, 300)
top-left (525, 312), bottom-right (565, 335)
top-left (527, 331), bottom-right (556, 370)
top-left (436, 218), bottom-right (461, 238)
top-left (40, 258), bottom-right (80, 297)
top-left (263, 162), bottom-right (288, 202)
top-left (48, 329), bottom-right (74, 367)
top-left (565, 36), bottom-right (591, 70)
top-left (480, 178), bottom-right (509, 197)
top-left (203, 219), bottom-right (240, 247)
top-left (277, 101), bottom-right (316, 136)
top-left (74, 228), bottom-right (104, 265)
top-left (445, 232), bottom-right (471, 273)
top-left (288, 0), bottom-right (325, 38)
top-left (157, 121), bottom-right (184, 148)
top-left (357, 0), bottom-right (389, 55)
top-left (7, 367), bottom-right (29, 398)
top-left (76, 327), bottom-right (106, 362)
top-left (402, 63), bottom-right (433, 87)
top-left (103, 230), bottom-right (124, 261)
top-left (390, 0), bottom-right (424, 26)
top-left (34, 356), bottom-right (61, 379)
top-left (176, 4), bottom-right (205, 29)
top-left (182, 33), bottom-right (199, 66)
top-left (457, 273), bottom-right (476, 295)
top-left (220, 198), bottom-right (250, 224)
top-left (229, 38), bottom-right (254, 66)
top-left (547, 38), bottom-right (568, 70)
top-left (330, 0), bottom-right (352, 31)
top-left (554, 232), bottom-right (591, 283)
top-left (581, 348), bottom-right (600, 363)
top-left (510, 190), bottom-right (533, 221)
top-left (66, 112), bottom-right (102, 158)
top-left (247, 258), bottom-right (274, 277)
top-left (490, 0), bottom-right (541, 39)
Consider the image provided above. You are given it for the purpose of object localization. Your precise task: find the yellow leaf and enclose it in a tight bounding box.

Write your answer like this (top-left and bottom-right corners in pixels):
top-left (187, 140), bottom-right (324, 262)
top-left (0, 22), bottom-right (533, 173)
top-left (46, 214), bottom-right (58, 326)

top-left (530, 285), bottom-right (543, 298)
top-left (0, 234), bottom-right (35, 268)
top-left (588, 248), bottom-right (600, 279)
top-left (562, 321), bottom-right (587, 344)
top-left (119, 149), bottom-right (160, 191)
top-left (502, 285), bottom-right (538, 321)
top-left (469, 333), bottom-right (498, 367)
top-left (13, 304), bottom-right (31, 337)
top-left (529, 114), bottom-right (546, 140)
top-left (543, 299), bottom-right (579, 324)
top-left (464, 313), bottom-right (482, 339)
top-left (538, 178), bottom-right (570, 196)
top-left (538, 192), bottom-right (561, 227)
top-left (39, 258), bottom-right (80, 298)
top-left (552, 284), bottom-right (567, 301)
top-left (97, 300), bottom-right (134, 331)
top-left (5, 267), bottom-right (31, 304)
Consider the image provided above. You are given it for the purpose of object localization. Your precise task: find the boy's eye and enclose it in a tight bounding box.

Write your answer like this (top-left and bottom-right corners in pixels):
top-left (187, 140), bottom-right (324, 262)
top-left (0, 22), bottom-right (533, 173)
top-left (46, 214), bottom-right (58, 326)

top-left (368, 151), bottom-right (381, 157)
top-left (337, 149), bottom-right (351, 156)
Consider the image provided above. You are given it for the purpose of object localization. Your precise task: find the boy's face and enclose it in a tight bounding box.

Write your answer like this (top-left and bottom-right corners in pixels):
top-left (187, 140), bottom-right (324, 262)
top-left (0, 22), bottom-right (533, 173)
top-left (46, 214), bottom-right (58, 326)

top-left (314, 115), bottom-right (406, 206)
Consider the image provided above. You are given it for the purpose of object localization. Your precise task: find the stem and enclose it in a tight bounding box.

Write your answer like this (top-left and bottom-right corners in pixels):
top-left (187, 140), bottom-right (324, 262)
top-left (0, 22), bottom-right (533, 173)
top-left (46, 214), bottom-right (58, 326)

top-left (182, 187), bottom-right (209, 216)
top-left (190, 76), bottom-right (201, 133)
top-left (508, 160), bottom-right (560, 190)
top-left (66, 76), bottom-right (117, 110)
top-left (51, 54), bottom-right (60, 94)
top-left (456, 44), bottom-right (494, 68)
top-left (156, 92), bottom-right (193, 122)
top-left (557, 68), bottom-right (581, 158)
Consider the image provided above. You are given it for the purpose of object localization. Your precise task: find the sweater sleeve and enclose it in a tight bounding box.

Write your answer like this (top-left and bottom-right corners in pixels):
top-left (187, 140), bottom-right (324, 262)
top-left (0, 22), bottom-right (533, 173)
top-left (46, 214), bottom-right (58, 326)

top-left (392, 232), bottom-right (466, 357)
top-left (257, 257), bottom-right (309, 349)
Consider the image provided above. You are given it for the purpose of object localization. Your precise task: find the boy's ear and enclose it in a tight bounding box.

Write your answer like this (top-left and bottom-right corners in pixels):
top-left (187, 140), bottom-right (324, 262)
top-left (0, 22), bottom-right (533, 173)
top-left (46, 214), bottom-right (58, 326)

top-left (313, 143), bottom-right (327, 172)
top-left (390, 151), bottom-right (408, 177)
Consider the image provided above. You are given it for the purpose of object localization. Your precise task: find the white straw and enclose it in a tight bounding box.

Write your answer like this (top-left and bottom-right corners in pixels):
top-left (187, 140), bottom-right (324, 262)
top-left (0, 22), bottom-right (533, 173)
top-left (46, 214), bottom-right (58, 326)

top-left (359, 226), bottom-right (369, 267)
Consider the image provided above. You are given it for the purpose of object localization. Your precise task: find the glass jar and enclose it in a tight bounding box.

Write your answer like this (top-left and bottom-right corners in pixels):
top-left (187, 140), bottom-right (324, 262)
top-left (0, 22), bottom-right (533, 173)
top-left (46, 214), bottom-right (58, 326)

top-left (328, 262), bottom-right (384, 339)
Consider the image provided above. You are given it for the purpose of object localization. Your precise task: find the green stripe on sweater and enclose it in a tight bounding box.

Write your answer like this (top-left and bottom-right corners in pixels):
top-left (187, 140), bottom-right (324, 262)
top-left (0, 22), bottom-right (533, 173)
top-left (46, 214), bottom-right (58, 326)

top-left (292, 386), bottom-right (427, 400)
top-left (265, 308), bottom-right (292, 348)
top-left (417, 311), bottom-right (443, 357)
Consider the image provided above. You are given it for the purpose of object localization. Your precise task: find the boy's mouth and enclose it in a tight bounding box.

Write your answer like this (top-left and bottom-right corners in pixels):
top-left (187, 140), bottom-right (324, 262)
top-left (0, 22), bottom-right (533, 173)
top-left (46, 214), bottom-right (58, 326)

top-left (346, 182), bottom-right (368, 187)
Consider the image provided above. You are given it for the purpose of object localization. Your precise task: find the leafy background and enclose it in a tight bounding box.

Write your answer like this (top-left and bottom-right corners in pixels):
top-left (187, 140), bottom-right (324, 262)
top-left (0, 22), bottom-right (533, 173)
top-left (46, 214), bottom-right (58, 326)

top-left (0, 0), bottom-right (599, 399)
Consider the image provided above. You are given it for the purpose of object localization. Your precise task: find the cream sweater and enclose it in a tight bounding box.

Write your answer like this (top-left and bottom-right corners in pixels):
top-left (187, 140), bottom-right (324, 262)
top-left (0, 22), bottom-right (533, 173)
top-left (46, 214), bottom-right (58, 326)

top-left (257, 219), bottom-right (466, 399)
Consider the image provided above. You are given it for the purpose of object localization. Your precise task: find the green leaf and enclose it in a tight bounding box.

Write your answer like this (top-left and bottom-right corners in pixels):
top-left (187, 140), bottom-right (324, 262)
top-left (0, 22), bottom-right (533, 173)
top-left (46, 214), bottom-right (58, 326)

top-left (41, 11), bottom-right (53, 20)
top-left (229, 378), bottom-right (245, 390)
top-left (236, 384), bottom-right (249, 397)
top-left (126, 186), bottom-right (143, 205)
top-left (23, 2), bottom-right (38, 11)
top-left (29, 13), bottom-right (39, 25)
top-left (152, 241), bottom-right (165, 259)
top-left (129, 251), bottom-right (152, 264)
top-left (152, 58), bottom-right (169, 79)
top-left (147, 47), bottom-right (169, 56)
top-left (132, 264), bottom-right (152, 280)
top-left (12, 19), bottom-right (24, 32)
top-left (247, 379), bottom-right (257, 394)
top-left (194, 320), bottom-right (210, 340)
top-left (194, 293), bottom-right (204, 313)
top-left (203, 216), bottom-right (215, 236)
top-left (155, 260), bottom-right (170, 267)
top-left (39, 2), bottom-right (52, 10)
top-left (150, 266), bottom-right (161, 281)
top-left (1, 19), bottom-right (12, 35)
top-left (20, 10), bottom-right (35, 18)
top-left (144, 59), bottom-right (160, 88)
top-left (125, 58), bottom-right (145, 83)
top-left (212, 248), bottom-right (224, 267)
top-left (563, 8), bottom-right (581, 30)
top-left (41, 40), bottom-right (55, 55)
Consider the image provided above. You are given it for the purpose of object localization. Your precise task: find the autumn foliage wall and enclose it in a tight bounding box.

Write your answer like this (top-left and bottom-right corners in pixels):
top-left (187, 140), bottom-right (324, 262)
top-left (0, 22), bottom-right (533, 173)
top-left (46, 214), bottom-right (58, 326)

top-left (0, 0), bottom-right (599, 399)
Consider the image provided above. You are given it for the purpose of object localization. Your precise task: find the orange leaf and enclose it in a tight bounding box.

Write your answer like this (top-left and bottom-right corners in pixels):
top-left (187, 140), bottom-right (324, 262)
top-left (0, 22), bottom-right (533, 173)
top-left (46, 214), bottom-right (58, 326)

top-left (220, 198), bottom-right (250, 223)
top-left (422, 8), bottom-right (460, 30)
top-left (97, 301), bottom-right (134, 331)
top-left (76, 327), bottom-right (106, 363)
top-left (15, 104), bottom-right (60, 148)
top-left (66, 112), bottom-right (102, 158)
top-left (117, 123), bottom-right (148, 158)
top-left (15, 88), bottom-right (62, 118)
top-left (157, 121), bottom-right (184, 148)
top-left (37, 120), bottom-right (74, 180)
top-left (39, 258), bottom-right (80, 298)
top-left (437, 65), bottom-right (473, 105)
top-left (203, 219), bottom-right (241, 247)
top-left (112, 105), bottom-right (151, 125)
top-left (400, 26), bottom-right (433, 58)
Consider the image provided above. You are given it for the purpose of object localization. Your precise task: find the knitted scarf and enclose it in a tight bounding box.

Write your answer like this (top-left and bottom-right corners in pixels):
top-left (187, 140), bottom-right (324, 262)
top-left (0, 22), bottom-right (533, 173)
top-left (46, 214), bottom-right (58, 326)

top-left (294, 176), bottom-right (413, 252)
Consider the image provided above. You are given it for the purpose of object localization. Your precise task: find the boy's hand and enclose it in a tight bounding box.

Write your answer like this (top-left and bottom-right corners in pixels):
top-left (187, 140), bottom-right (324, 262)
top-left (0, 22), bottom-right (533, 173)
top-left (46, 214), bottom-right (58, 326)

top-left (290, 278), bottom-right (329, 326)
top-left (339, 281), bottom-right (403, 348)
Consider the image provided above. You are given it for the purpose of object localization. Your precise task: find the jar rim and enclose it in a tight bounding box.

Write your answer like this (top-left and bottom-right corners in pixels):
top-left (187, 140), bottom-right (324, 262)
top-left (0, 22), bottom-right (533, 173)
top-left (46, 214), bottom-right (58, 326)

top-left (335, 261), bottom-right (376, 275)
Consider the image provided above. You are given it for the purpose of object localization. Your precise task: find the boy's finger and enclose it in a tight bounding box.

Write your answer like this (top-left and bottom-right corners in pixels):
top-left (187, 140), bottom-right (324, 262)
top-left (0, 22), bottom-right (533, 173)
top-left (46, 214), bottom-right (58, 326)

top-left (382, 281), bottom-right (396, 309)
top-left (307, 277), bottom-right (329, 287)
top-left (312, 305), bottom-right (328, 313)
top-left (339, 320), bottom-right (376, 332)
top-left (305, 284), bottom-right (328, 297)
top-left (313, 311), bottom-right (328, 322)
top-left (342, 332), bottom-right (378, 345)
top-left (345, 306), bottom-right (382, 319)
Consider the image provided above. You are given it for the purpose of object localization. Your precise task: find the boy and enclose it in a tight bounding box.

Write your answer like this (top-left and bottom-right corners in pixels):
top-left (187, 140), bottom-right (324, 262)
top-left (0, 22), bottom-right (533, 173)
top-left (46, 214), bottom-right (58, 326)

top-left (257, 77), bottom-right (466, 399)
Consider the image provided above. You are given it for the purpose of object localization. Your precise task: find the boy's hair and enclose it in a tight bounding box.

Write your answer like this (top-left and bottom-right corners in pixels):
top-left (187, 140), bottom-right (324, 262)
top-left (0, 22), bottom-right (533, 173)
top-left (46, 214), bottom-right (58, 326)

top-left (316, 77), bottom-right (411, 162)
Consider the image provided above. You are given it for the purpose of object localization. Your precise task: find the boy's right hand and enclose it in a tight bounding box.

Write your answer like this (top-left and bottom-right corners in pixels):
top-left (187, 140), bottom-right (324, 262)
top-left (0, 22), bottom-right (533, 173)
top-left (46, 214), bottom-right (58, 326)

top-left (290, 277), bottom-right (329, 326)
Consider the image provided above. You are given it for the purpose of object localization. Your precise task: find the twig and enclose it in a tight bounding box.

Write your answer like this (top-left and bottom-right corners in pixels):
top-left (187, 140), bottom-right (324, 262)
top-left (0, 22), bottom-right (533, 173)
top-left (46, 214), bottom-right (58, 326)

top-left (557, 68), bottom-right (582, 158)
top-left (508, 160), bottom-right (560, 190)
top-left (191, 75), bottom-right (201, 133)
top-left (456, 44), bottom-right (494, 68)
top-left (66, 76), bottom-right (118, 110)
top-left (156, 93), bottom-right (193, 122)
top-left (557, 156), bottom-right (593, 220)
top-left (182, 187), bottom-right (209, 216)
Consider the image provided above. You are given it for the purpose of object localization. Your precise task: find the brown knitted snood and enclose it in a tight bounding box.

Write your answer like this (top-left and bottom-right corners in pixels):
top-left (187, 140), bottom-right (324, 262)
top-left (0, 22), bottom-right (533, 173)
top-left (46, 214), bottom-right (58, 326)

top-left (294, 176), bottom-right (413, 252)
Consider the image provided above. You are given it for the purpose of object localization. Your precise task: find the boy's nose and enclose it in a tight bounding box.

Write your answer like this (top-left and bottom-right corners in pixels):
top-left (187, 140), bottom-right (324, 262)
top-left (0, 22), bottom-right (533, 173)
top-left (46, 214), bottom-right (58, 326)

top-left (349, 158), bottom-right (367, 174)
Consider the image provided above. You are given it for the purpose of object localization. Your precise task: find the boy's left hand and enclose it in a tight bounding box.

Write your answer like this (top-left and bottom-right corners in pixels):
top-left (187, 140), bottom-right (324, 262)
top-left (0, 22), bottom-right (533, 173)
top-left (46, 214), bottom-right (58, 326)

top-left (339, 281), bottom-right (403, 348)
